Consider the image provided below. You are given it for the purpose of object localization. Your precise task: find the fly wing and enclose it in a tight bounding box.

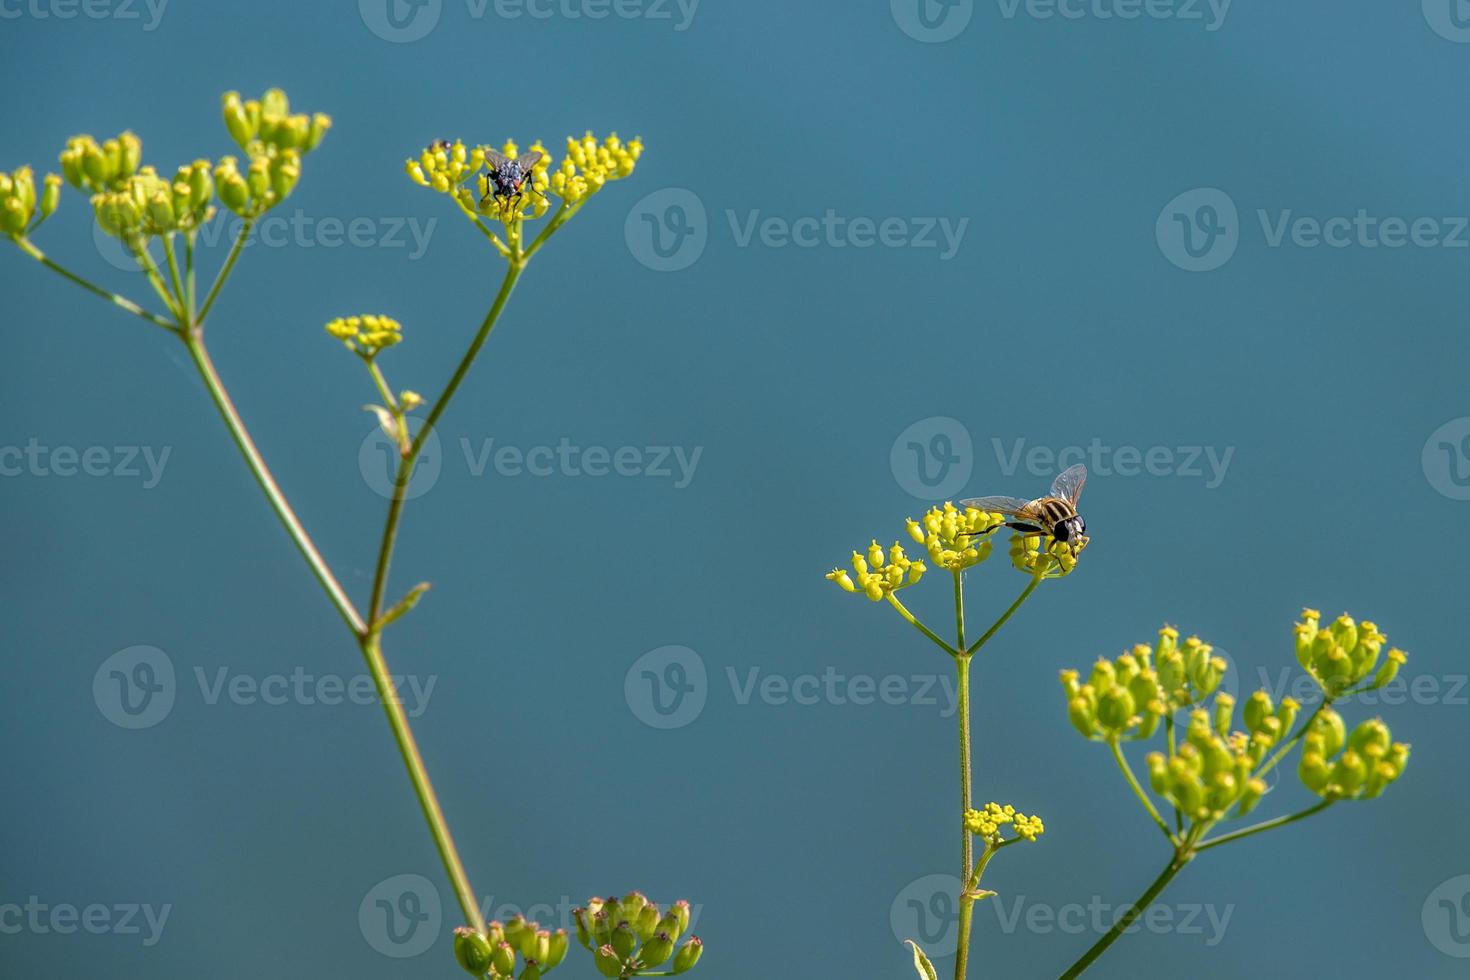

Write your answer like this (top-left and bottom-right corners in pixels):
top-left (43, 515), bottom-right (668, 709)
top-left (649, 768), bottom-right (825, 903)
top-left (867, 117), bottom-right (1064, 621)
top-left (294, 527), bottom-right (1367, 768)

top-left (484, 146), bottom-right (512, 169)
top-left (1050, 464), bottom-right (1087, 506)
top-left (515, 150), bottom-right (543, 171)
top-left (957, 495), bottom-right (1036, 520)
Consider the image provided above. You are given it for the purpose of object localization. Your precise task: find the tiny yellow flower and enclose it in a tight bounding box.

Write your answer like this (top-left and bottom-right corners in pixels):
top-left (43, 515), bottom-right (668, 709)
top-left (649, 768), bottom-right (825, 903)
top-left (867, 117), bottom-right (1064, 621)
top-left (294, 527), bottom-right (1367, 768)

top-left (324, 314), bottom-right (404, 358)
top-left (826, 539), bottom-right (926, 601)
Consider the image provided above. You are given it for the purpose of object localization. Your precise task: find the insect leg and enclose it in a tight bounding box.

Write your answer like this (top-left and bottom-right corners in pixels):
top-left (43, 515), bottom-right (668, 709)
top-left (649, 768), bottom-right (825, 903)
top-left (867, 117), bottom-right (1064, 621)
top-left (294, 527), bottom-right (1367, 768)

top-left (1005, 521), bottom-right (1046, 534)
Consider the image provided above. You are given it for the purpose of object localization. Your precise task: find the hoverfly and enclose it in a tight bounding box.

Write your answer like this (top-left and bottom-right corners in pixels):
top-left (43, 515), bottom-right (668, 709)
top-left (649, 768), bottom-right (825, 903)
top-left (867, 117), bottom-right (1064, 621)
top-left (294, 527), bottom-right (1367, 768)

top-left (960, 463), bottom-right (1089, 549)
top-left (480, 147), bottom-right (544, 215)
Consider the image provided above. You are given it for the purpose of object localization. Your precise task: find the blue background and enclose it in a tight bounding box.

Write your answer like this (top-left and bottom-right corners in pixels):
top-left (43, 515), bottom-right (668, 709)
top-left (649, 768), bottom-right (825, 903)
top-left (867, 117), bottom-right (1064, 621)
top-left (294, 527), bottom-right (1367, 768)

top-left (3, 1), bottom-right (1468, 977)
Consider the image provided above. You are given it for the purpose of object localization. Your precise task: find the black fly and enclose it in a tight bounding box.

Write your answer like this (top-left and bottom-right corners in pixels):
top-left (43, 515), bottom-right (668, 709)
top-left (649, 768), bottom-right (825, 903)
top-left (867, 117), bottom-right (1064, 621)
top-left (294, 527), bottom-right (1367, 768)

top-left (481, 147), bottom-right (544, 216)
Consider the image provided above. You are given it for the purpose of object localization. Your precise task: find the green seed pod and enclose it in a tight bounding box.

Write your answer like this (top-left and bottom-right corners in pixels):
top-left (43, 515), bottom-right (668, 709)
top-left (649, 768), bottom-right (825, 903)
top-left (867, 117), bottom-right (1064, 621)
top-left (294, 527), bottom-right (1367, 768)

top-left (305, 112), bottom-right (333, 151)
top-left (118, 131), bottom-right (141, 179)
top-left (1299, 750), bottom-right (1330, 794)
top-left (1087, 657), bottom-right (1116, 692)
top-left (83, 143), bottom-right (108, 185)
top-left (520, 962), bottom-right (542, 980)
top-left (544, 929), bottom-right (569, 969)
top-left (634, 903), bottom-right (661, 942)
top-left (594, 944), bottom-right (624, 978)
top-left (639, 932), bottom-right (675, 969)
top-left (272, 155), bottom-right (301, 202)
top-left (1145, 752), bottom-right (1169, 795)
top-left (485, 920), bottom-right (506, 947)
top-left (573, 909), bottom-right (592, 949)
top-left (622, 892), bottom-right (649, 920)
top-left (38, 173), bottom-right (61, 221)
top-left (1242, 691), bottom-right (1272, 733)
top-left (1348, 718), bottom-right (1391, 757)
top-left (491, 940), bottom-right (516, 976)
top-left (1212, 693), bottom-right (1235, 738)
top-left (1237, 777), bottom-right (1267, 816)
top-left (454, 927), bottom-right (494, 975)
top-left (656, 910), bottom-right (683, 943)
top-left (1310, 708), bottom-right (1347, 758)
top-left (224, 93), bottom-right (253, 147)
top-left (1096, 686), bottom-right (1135, 732)
top-left (2, 197), bottom-right (28, 234)
top-left (524, 929), bottom-right (550, 964)
top-left (610, 921), bottom-right (637, 959)
top-left (671, 901), bottom-right (693, 935)
top-left (1275, 697), bottom-right (1300, 736)
top-left (503, 916), bottom-right (530, 953)
top-left (1068, 695), bottom-right (1096, 738)
top-left (671, 936), bottom-right (703, 974)
top-left (1371, 649), bottom-right (1406, 690)
top-left (147, 191), bottom-right (174, 231)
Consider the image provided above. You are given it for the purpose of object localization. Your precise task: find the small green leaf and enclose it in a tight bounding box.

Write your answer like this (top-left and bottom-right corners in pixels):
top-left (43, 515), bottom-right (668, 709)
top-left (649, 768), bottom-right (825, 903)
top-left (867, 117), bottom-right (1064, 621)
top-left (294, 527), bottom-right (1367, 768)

top-left (363, 403), bottom-right (398, 442)
top-left (905, 940), bottom-right (938, 980)
top-left (378, 581), bottom-right (431, 629)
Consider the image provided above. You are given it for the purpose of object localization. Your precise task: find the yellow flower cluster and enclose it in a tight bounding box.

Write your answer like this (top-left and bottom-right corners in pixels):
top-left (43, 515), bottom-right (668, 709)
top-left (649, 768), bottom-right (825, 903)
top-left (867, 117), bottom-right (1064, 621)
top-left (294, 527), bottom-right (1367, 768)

top-left (325, 314), bottom-right (403, 358)
top-left (1, 166), bottom-right (60, 236)
top-left (1298, 709), bottom-right (1409, 801)
top-left (1294, 608), bottom-right (1406, 697)
top-left (1152, 626), bottom-right (1227, 710)
top-left (964, 802), bottom-right (1045, 845)
top-left (406, 132), bottom-right (643, 224)
top-left (214, 90), bottom-right (326, 218)
top-left (1144, 704), bottom-right (1273, 822)
top-left (1009, 532), bottom-right (1084, 578)
top-left (905, 503), bottom-right (1004, 571)
top-left (91, 162), bottom-right (214, 240)
top-left (59, 131), bottom-right (142, 194)
top-left (826, 541), bottom-right (926, 601)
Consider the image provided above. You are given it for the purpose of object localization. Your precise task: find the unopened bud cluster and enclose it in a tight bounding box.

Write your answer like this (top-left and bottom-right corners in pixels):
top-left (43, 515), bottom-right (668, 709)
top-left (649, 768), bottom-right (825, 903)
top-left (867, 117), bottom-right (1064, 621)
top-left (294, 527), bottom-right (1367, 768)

top-left (572, 893), bottom-right (703, 978)
top-left (1143, 700), bottom-right (1277, 822)
top-left (1298, 709), bottom-right (1410, 801)
top-left (454, 916), bottom-right (570, 980)
top-left (92, 161), bottom-right (215, 240)
top-left (324, 314), bottom-right (403, 358)
top-left (965, 801), bottom-right (1045, 845)
top-left (904, 503), bottom-right (1004, 572)
top-left (827, 540), bottom-right (926, 601)
top-left (1009, 531), bottom-right (1084, 577)
top-left (215, 89), bottom-right (329, 218)
top-left (1295, 608), bottom-right (1407, 697)
top-left (1063, 626), bottom-right (1227, 742)
top-left (1, 166), bottom-right (60, 236)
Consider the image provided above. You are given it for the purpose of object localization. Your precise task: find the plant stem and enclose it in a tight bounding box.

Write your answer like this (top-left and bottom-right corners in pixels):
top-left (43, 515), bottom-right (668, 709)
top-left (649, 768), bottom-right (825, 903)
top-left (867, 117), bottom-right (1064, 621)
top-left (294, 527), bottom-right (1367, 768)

top-left (181, 332), bottom-right (367, 636)
top-left (163, 235), bottom-right (186, 314)
top-left (1196, 800), bottom-right (1334, 851)
top-left (1109, 738), bottom-right (1175, 842)
top-left (954, 654), bottom-right (975, 980)
top-left (1255, 698), bottom-right (1330, 780)
top-left (13, 237), bottom-right (175, 330)
top-left (360, 631), bottom-right (485, 931)
top-left (884, 593), bottom-right (958, 657)
top-left (197, 218), bottom-right (252, 326)
top-left (1057, 851), bottom-right (1191, 980)
top-left (966, 574), bottom-right (1043, 656)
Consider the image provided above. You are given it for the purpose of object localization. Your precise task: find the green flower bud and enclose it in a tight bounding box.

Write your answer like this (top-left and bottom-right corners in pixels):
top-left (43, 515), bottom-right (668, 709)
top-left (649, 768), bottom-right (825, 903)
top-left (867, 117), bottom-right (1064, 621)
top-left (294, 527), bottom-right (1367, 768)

top-left (223, 92), bottom-right (254, 146)
top-left (2, 196), bottom-right (28, 234)
top-left (1088, 657), bottom-right (1116, 692)
top-left (640, 932), bottom-right (675, 970)
top-left (520, 963), bottom-right (542, 980)
top-left (594, 944), bottom-right (623, 978)
top-left (485, 920), bottom-right (506, 946)
top-left (545, 929), bottom-right (569, 969)
top-left (611, 921), bottom-right (637, 959)
top-left (526, 929), bottom-right (550, 964)
top-left (1348, 718), bottom-right (1391, 757)
top-left (491, 940), bottom-right (516, 976)
top-left (1310, 708), bottom-right (1346, 758)
top-left (1332, 749), bottom-right (1366, 795)
top-left (1068, 694), bottom-right (1096, 738)
top-left (1237, 777), bottom-right (1267, 816)
top-left (671, 936), bottom-right (703, 974)
top-left (1275, 696), bottom-right (1300, 736)
top-left (622, 891), bottom-right (649, 920)
top-left (634, 902), bottom-right (661, 942)
top-left (656, 909), bottom-right (684, 943)
top-left (1242, 691), bottom-right (1273, 734)
top-left (1299, 750), bottom-right (1330, 794)
top-left (573, 909), bottom-right (592, 949)
top-left (454, 927), bottom-right (494, 975)
top-left (147, 191), bottom-right (174, 231)
top-left (118, 131), bottom-right (141, 179)
top-left (1096, 686), bottom-right (1135, 732)
top-left (504, 915), bottom-right (532, 954)
top-left (82, 142), bottom-right (108, 185)
top-left (1145, 752), bottom-right (1169, 795)
top-left (1212, 693), bottom-right (1235, 738)
top-left (305, 112), bottom-right (333, 151)
top-left (1371, 649), bottom-right (1407, 690)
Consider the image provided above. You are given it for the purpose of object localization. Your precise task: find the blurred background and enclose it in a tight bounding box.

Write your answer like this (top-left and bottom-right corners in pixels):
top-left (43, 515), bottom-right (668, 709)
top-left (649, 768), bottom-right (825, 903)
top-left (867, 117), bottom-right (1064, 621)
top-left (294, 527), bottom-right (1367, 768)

top-left (3, 1), bottom-right (1468, 977)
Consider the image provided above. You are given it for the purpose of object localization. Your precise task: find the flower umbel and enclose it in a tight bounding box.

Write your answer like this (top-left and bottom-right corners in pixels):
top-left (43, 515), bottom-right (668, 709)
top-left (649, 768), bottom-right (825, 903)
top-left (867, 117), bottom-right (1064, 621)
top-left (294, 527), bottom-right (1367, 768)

top-left (965, 802), bottom-right (1045, 845)
top-left (1009, 531), bottom-right (1085, 578)
top-left (325, 314), bottom-right (404, 359)
top-left (1294, 607), bottom-right (1406, 697)
top-left (827, 540), bottom-right (926, 601)
top-left (1298, 709), bottom-right (1410, 801)
top-left (905, 503), bottom-right (1004, 571)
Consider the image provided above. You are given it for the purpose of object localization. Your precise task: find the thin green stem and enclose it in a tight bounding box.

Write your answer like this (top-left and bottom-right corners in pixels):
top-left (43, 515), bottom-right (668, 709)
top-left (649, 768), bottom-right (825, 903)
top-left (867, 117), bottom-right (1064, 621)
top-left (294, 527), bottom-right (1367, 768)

top-left (966, 573), bottom-right (1044, 656)
top-left (366, 359), bottom-right (401, 413)
top-left (1057, 852), bottom-right (1191, 980)
top-left (184, 232), bottom-right (197, 322)
top-left (181, 333), bottom-right (366, 636)
top-left (197, 218), bottom-right (252, 326)
top-left (883, 593), bottom-right (958, 657)
top-left (130, 240), bottom-right (181, 320)
top-left (360, 632), bottom-right (484, 932)
top-left (1109, 738), bottom-right (1175, 842)
top-left (12, 237), bottom-right (175, 330)
top-left (520, 200), bottom-right (582, 262)
top-left (1165, 716), bottom-right (1182, 834)
top-left (954, 655), bottom-right (974, 980)
top-left (1196, 800), bottom-right (1334, 851)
